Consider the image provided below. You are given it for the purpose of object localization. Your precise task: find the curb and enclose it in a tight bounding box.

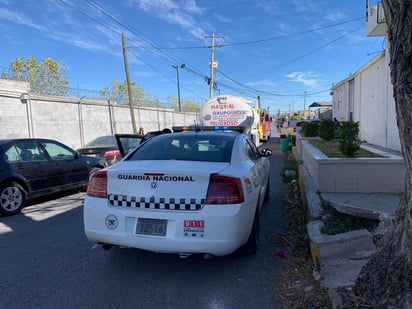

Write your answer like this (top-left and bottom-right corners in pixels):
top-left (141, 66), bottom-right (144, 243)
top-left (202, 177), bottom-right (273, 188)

top-left (299, 164), bottom-right (377, 308)
top-left (307, 221), bottom-right (376, 263)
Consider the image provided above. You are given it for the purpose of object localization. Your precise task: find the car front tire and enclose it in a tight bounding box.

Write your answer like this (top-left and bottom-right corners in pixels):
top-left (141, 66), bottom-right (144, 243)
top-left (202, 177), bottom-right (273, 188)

top-left (0, 182), bottom-right (26, 216)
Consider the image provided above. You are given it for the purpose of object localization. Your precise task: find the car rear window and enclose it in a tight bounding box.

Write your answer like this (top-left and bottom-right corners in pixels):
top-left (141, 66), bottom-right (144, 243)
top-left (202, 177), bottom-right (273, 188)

top-left (84, 136), bottom-right (116, 147)
top-left (127, 134), bottom-right (234, 162)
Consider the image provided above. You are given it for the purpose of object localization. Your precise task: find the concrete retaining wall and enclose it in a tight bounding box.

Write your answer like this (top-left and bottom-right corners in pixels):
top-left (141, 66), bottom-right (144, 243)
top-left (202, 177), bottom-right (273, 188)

top-left (0, 79), bottom-right (198, 149)
top-left (295, 133), bottom-right (406, 194)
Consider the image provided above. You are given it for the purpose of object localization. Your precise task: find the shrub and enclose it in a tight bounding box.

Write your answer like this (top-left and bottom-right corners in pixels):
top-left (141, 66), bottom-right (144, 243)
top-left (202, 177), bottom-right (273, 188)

top-left (319, 120), bottom-right (334, 141)
top-left (339, 121), bottom-right (361, 157)
top-left (281, 155), bottom-right (298, 182)
top-left (302, 122), bottom-right (319, 137)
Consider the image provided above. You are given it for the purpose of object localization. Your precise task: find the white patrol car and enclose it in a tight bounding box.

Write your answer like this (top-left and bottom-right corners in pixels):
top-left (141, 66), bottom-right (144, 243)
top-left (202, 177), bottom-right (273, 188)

top-left (83, 130), bottom-right (271, 257)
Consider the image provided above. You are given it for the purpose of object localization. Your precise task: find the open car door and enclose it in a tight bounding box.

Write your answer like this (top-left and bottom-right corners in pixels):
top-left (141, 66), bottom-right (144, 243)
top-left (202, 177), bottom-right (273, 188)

top-left (114, 134), bottom-right (146, 157)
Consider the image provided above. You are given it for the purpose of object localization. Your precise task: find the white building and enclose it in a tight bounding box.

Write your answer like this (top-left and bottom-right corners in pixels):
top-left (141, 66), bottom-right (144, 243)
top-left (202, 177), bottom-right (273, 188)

top-left (331, 1), bottom-right (401, 152)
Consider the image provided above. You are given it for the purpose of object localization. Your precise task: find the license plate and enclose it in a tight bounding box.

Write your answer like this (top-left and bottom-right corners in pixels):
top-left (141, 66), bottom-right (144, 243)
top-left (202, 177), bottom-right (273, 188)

top-left (136, 218), bottom-right (167, 236)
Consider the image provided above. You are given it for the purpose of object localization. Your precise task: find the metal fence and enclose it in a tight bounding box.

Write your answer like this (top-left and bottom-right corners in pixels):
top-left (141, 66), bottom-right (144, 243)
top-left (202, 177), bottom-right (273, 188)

top-left (0, 65), bottom-right (175, 109)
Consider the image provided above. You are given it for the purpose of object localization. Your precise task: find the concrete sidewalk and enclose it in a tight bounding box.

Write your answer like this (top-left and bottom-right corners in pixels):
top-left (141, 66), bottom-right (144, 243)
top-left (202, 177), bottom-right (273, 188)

top-left (302, 167), bottom-right (401, 308)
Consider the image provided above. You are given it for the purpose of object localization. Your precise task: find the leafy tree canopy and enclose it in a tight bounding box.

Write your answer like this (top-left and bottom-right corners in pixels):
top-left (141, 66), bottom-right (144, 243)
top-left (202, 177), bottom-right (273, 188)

top-left (167, 95), bottom-right (201, 112)
top-left (2, 56), bottom-right (69, 96)
top-left (100, 80), bottom-right (162, 107)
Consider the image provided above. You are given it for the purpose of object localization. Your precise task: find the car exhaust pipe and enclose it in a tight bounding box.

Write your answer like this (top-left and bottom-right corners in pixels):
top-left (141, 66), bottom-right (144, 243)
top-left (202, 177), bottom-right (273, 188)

top-left (102, 244), bottom-right (112, 251)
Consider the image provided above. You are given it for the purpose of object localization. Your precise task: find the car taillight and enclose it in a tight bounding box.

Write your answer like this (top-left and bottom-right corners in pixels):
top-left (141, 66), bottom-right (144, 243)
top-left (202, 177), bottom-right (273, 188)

top-left (103, 150), bottom-right (120, 158)
top-left (87, 170), bottom-right (107, 198)
top-left (206, 174), bottom-right (244, 204)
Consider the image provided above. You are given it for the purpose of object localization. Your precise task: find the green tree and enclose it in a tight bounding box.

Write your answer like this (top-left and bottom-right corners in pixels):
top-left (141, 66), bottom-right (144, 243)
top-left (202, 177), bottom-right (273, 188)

top-left (101, 80), bottom-right (163, 107)
top-left (181, 99), bottom-right (201, 113)
top-left (3, 56), bottom-right (68, 95)
top-left (353, 1), bottom-right (412, 307)
top-left (167, 95), bottom-right (201, 112)
top-left (101, 80), bottom-right (144, 105)
top-left (142, 93), bottom-right (161, 107)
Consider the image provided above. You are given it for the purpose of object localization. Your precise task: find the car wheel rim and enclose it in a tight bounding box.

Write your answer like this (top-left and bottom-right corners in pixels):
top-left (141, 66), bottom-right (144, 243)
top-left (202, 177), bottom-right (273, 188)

top-left (1, 186), bottom-right (23, 212)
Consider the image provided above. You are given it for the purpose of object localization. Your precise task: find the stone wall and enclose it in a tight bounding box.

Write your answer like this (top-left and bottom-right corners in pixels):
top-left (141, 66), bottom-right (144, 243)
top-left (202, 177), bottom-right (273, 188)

top-left (0, 79), bottom-right (198, 149)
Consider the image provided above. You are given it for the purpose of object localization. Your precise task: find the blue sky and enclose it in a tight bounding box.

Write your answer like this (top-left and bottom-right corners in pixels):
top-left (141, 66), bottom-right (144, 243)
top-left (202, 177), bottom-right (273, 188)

top-left (0, 0), bottom-right (384, 113)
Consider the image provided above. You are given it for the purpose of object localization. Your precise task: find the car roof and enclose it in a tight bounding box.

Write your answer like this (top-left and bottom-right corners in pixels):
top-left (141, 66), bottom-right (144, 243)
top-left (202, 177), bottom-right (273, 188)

top-left (152, 130), bottom-right (243, 139)
top-left (0, 138), bottom-right (45, 146)
top-left (0, 138), bottom-right (73, 151)
top-left (117, 130), bottom-right (242, 161)
top-left (83, 135), bottom-right (117, 147)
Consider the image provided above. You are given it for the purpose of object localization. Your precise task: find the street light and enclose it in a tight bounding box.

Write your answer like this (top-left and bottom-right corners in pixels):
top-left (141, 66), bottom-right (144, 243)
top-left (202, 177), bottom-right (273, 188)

top-left (172, 64), bottom-right (183, 111)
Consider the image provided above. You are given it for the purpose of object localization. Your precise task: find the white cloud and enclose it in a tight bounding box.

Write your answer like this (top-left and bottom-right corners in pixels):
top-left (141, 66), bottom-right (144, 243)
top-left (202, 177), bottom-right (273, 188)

top-left (289, 0), bottom-right (319, 13)
top-left (246, 79), bottom-right (276, 87)
top-left (213, 13), bottom-right (232, 23)
top-left (0, 8), bottom-right (44, 30)
top-left (255, 1), bottom-right (281, 16)
top-left (184, 0), bottom-right (203, 14)
top-left (278, 23), bottom-right (291, 32)
top-left (325, 11), bottom-right (346, 22)
top-left (131, 0), bottom-right (206, 39)
top-left (285, 71), bottom-right (319, 87)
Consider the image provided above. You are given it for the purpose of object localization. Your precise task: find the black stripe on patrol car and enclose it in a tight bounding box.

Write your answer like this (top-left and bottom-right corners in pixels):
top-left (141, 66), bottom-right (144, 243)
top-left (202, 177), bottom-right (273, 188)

top-left (107, 194), bottom-right (205, 211)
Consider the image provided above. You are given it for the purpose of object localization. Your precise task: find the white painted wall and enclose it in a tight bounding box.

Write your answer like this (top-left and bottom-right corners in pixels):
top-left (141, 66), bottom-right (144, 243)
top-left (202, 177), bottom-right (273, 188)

top-left (0, 79), bottom-right (198, 149)
top-left (297, 136), bottom-right (405, 194)
top-left (332, 49), bottom-right (400, 152)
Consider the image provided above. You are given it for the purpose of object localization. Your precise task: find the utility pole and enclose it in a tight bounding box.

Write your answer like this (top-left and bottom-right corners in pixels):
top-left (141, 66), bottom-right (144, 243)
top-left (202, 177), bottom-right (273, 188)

top-left (303, 90), bottom-right (307, 118)
top-left (172, 65), bottom-right (181, 111)
top-left (205, 34), bottom-right (223, 99)
top-left (122, 32), bottom-right (137, 133)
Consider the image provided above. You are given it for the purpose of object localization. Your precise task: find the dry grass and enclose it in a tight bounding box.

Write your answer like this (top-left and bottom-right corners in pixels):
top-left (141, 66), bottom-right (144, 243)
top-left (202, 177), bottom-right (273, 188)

top-left (271, 181), bottom-right (332, 308)
top-left (308, 139), bottom-right (381, 158)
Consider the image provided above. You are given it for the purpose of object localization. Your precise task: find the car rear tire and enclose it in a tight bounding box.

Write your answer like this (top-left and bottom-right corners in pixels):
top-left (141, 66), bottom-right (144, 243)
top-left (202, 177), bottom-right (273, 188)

top-left (238, 208), bottom-right (259, 255)
top-left (0, 182), bottom-right (26, 216)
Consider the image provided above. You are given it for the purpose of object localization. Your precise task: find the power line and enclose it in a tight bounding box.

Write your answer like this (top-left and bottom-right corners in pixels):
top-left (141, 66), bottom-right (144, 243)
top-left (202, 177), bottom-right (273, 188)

top-left (59, 0), bottom-right (120, 36)
top-left (59, 0), bottom-right (208, 101)
top-left (56, 1), bottom-right (355, 103)
top-left (83, 0), bottom-right (209, 100)
top-left (224, 17), bottom-right (364, 47)
top-left (139, 17), bottom-right (364, 50)
top-left (83, 0), bottom-right (179, 64)
top-left (251, 27), bottom-right (361, 78)
top-left (216, 69), bottom-right (331, 98)
top-left (83, 0), bottom-right (209, 79)
top-left (203, 26), bottom-right (362, 98)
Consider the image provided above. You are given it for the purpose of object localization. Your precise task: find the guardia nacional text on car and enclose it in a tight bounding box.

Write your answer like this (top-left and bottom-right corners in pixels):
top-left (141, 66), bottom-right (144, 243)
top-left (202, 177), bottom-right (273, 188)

top-left (83, 129), bottom-right (272, 258)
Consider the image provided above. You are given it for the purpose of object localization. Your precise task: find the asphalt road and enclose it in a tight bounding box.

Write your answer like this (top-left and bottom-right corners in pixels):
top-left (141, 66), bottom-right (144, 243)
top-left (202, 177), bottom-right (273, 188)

top-left (0, 137), bottom-right (286, 309)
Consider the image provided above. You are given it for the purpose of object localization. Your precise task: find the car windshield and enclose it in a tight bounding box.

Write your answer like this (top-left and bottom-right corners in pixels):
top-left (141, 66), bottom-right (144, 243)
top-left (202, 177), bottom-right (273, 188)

top-left (127, 133), bottom-right (234, 162)
top-left (84, 136), bottom-right (116, 147)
